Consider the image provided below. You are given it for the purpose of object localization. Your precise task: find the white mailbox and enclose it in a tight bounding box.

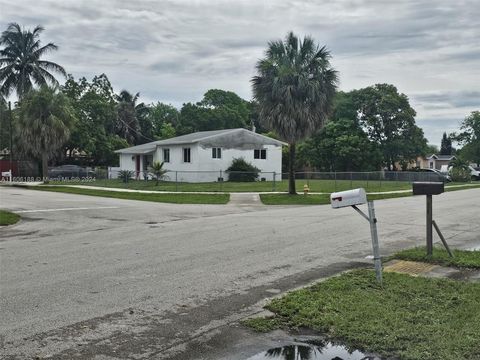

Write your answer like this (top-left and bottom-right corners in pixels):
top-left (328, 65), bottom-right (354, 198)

top-left (330, 188), bottom-right (367, 209)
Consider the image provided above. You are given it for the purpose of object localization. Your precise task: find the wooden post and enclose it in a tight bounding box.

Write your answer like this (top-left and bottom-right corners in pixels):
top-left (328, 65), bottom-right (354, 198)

top-left (426, 194), bottom-right (433, 256)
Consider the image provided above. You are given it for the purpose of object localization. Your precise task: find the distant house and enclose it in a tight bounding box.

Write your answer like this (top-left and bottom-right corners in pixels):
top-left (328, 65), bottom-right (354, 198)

top-left (423, 154), bottom-right (456, 170)
top-left (114, 128), bottom-right (285, 182)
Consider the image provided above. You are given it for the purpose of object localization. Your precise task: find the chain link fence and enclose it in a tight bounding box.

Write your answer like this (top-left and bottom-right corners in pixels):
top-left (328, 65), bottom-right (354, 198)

top-left (32, 167), bottom-right (473, 193)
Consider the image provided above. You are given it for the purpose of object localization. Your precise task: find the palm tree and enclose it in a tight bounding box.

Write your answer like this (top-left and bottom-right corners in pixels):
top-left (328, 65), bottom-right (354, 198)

top-left (115, 90), bottom-right (144, 145)
top-left (148, 161), bottom-right (168, 185)
top-left (17, 86), bottom-right (76, 180)
top-left (0, 23), bottom-right (66, 98)
top-left (252, 32), bottom-right (338, 194)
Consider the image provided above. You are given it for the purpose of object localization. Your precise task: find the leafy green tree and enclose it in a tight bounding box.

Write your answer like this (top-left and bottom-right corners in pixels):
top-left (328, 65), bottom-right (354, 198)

top-left (16, 86), bottom-right (76, 179)
top-left (252, 32), bottom-right (338, 194)
top-left (352, 84), bottom-right (426, 170)
top-left (425, 144), bottom-right (439, 155)
top-left (148, 161), bottom-right (168, 185)
top-left (0, 23), bottom-right (66, 98)
top-left (177, 89), bottom-right (250, 135)
top-left (147, 102), bottom-right (180, 135)
top-left (299, 118), bottom-right (382, 171)
top-left (453, 111), bottom-right (480, 165)
top-left (396, 125), bottom-right (428, 170)
top-left (440, 132), bottom-right (453, 155)
top-left (158, 122), bottom-right (176, 139)
top-left (62, 74), bottom-right (118, 165)
top-left (199, 89), bottom-right (250, 123)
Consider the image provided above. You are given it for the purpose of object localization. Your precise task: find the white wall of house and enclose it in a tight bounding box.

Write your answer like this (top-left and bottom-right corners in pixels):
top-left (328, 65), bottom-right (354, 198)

top-left (119, 153), bottom-right (136, 172)
top-left (118, 153), bottom-right (152, 179)
top-left (152, 144), bottom-right (282, 182)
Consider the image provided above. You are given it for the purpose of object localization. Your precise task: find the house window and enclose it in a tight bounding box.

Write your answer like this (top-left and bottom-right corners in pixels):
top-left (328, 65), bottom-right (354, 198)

top-left (144, 155), bottom-right (153, 169)
top-left (163, 148), bottom-right (170, 163)
top-left (254, 149), bottom-right (267, 159)
top-left (212, 147), bottom-right (222, 159)
top-left (183, 148), bottom-right (191, 163)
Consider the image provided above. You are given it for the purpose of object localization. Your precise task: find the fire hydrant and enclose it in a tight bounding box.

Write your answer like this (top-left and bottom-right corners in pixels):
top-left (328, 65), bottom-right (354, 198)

top-left (303, 184), bottom-right (310, 195)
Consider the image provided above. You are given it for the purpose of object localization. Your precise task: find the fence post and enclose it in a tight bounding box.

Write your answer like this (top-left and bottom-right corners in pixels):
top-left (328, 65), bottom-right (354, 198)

top-left (219, 170), bottom-right (223, 192)
top-left (350, 172), bottom-right (353, 189)
top-left (175, 171), bottom-right (178, 192)
top-left (334, 171), bottom-right (337, 192)
top-left (272, 172), bottom-right (276, 192)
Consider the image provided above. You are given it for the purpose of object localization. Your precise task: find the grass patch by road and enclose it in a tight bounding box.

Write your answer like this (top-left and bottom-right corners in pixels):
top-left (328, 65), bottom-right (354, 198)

top-left (260, 193), bottom-right (331, 205)
top-left (393, 247), bottom-right (480, 269)
top-left (0, 210), bottom-right (20, 226)
top-left (24, 186), bottom-right (230, 204)
top-left (260, 192), bottom-right (411, 205)
top-left (245, 269), bottom-right (480, 360)
top-left (49, 178), bottom-right (413, 193)
top-left (259, 184), bottom-right (480, 205)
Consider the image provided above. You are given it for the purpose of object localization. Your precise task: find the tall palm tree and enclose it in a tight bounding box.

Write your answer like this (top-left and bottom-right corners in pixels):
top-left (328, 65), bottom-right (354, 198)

top-left (0, 23), bottom-right (66, 98)
top-left (252, 32), bottom-right (338, 194)
top-left (115, 90), bottom-right (143, 145)
top-left (17, 86), bottom-right (76, 180)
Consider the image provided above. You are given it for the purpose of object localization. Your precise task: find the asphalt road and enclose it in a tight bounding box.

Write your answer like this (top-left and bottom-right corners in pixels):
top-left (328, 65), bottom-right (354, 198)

top-left (1, 186), bottom-right (479, 359)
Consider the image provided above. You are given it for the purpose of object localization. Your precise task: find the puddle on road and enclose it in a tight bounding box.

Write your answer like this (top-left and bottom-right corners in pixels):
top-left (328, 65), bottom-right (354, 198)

top-left (247, 342), bottom-right (381, 360)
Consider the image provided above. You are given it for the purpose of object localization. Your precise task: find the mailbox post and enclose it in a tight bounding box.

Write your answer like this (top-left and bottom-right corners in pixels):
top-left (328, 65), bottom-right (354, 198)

top-left (331, 188), bottom-right (383, 284)
top-left (412, 182), bottom-right (452, 257)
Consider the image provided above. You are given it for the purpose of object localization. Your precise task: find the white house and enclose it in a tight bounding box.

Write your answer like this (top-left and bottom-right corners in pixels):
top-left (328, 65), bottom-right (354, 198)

top-left (114, 128), bottom-right (285, 182)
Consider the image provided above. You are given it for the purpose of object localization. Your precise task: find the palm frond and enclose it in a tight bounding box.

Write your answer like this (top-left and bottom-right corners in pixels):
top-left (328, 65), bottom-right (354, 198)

top-left (32, 43), bottom-right (59, 59)
top-left (37, 60), bottom-right (67, 77)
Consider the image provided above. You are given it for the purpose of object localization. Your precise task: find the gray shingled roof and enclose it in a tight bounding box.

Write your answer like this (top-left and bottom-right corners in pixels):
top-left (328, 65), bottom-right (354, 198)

top-left (426, 154), bottom-right (456, 160)
top-left (115, 128), bottom-right (285, 154)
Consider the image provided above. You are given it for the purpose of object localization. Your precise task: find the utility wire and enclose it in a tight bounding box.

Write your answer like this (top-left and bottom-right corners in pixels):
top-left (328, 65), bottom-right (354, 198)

top-left (116, 116), bottom-right (157, 143)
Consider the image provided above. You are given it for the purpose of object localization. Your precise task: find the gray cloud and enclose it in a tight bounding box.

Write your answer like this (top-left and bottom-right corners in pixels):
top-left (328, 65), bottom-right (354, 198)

top-left (413, 91), bottom-right (480, 109)
top-left (0, 0), bottom-right (479, 145)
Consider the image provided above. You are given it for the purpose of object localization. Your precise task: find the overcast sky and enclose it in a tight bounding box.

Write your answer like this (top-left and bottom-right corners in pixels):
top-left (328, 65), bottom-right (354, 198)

top-left (1, 0), bottom-right (479, 145)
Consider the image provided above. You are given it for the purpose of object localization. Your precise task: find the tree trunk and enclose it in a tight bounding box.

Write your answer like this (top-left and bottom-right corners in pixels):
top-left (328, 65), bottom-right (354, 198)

top-left (42, 153), bottom-right (49, 183)
top-left (288, 144), bottom-right (296, 195)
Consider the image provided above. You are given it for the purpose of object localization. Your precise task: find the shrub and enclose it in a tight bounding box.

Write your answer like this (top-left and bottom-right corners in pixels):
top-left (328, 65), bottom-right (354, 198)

top-left (118, 169), bottom-right (135, 183)
top-left (449, 158), bottom-right (471, 182)
top-left (148, 161), bottom-right (168, 185)
top-left (226, 158), bottom-right (260, 182)
top-left (450, 167), bottom-right (470, 182)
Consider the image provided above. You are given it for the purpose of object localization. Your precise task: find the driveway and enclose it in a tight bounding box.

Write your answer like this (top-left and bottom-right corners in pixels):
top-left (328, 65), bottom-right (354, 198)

top-left (1, 186), bottom-right (479, 359)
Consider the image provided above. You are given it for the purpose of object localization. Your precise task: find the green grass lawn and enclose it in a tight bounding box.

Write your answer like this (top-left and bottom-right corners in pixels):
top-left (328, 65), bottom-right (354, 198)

top-left (49, 178), bottom-right (414, 193)
top-left (260, 183), bottom-right (480, 205)
top-left (25, 186), bottom-right (230, 204)
top-left (0, 210), bottom-right (20, 226)
top-left (245, 269), bottom-right (480, 360)
top-left (260, 192), bottom-right (414, 205)
top-left (260, 194), bottom-right (331, 205)
top-left (393, 247), bottom-right (480, 269)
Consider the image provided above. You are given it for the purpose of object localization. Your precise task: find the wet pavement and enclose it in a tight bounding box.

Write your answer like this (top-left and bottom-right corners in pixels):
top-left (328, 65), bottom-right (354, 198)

top-left (247, 340), bottom-right (382, 360)
top-left (1, 186), bottom-right (479, 359)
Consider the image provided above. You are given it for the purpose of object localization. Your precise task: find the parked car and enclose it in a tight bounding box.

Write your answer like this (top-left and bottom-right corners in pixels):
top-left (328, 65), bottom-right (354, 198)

top-left (416, 168), bottom-right (452, 182)
top-left (469, 166), bottom-right (480, 180)
top-left (48, 165), bottom-right (95, 179)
